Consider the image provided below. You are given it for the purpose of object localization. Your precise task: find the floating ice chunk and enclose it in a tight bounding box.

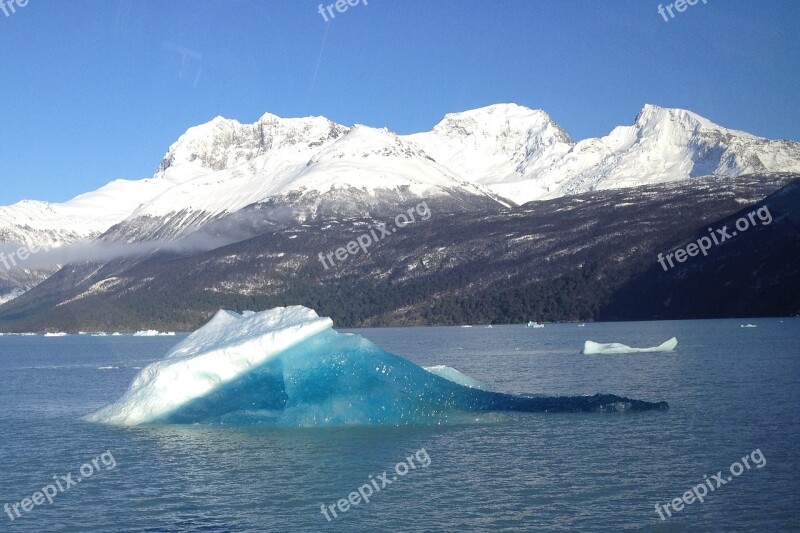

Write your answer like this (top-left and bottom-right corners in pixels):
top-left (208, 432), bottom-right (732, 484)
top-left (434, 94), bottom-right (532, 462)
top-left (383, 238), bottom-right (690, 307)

top-left (86, 307), bottom-right (331, 426)
top-left (424, 365), bottom-right (487, 390)
top-left (133, 330), bottom-right (177, 336)
top-left (86, 306), bottom-right (669, 427)
top-left (582, 337), bottom-right (678, 355)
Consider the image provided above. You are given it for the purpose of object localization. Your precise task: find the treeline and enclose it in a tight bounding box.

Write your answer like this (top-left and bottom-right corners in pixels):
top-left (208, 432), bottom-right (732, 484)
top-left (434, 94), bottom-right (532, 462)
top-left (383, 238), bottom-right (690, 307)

top-left (10, 262), bottom-right (621, 331)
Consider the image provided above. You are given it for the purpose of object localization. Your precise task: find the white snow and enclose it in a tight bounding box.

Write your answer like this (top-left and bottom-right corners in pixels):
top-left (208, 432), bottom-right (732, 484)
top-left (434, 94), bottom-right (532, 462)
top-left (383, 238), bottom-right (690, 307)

top-left (408, 103), bottom-right (800, 205)
top-left (0, 288), bottom-right (27, 305)
top-left (0, 177), bottom-right (178, 250)
top-left (3, 103), bottom-right (799, 250)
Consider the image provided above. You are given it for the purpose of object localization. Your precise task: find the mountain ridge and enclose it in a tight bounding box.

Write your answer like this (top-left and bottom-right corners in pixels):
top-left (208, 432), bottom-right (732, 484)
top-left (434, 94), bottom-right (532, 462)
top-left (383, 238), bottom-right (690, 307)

top-left (3, 102), bottom-right (799, 251)
top-left (2, 103), bottom-right (800, 304)
top-left (1, 173), bottom-right (796, 332)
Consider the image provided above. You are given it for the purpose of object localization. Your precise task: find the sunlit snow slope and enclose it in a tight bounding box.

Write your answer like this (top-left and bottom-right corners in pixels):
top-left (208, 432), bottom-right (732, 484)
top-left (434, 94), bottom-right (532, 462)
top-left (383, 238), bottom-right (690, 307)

top-left (3, 104), bottom-right (799, 248)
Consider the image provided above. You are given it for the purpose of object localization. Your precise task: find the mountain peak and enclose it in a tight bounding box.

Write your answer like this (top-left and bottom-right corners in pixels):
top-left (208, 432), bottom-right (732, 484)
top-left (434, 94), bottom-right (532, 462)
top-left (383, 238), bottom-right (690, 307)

top-left (432, 103), bottom-right (564, 138)
top-left (154, 112), bottom-right (348, 181)
top-left (635, 104), bottom-right (723, 132)
top-left (258, 111), bottom-right (281, 123)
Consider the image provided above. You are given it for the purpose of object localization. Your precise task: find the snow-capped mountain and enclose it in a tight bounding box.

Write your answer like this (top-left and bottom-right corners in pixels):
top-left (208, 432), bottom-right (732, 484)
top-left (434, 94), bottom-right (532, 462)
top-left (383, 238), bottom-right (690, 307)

top-left (405, 104), bottom-right (574, 188)
top-left (0, 178), bottom-right (177, 250)
top-left (2, 103), bottom-right (800, 252)
top-left (107, 103), bottom-right (800, 242)
top-left (406, 104), bottom-right (800, 204)
top-left (102, 114), bottom-right (510, 242)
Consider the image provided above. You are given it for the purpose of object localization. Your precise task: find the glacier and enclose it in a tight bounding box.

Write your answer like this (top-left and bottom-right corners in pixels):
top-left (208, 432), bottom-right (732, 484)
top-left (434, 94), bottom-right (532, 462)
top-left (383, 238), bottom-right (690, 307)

top-left (582, 337), bottom-right (678, 355)
top-left (85, 306), bottom-right (668, 427)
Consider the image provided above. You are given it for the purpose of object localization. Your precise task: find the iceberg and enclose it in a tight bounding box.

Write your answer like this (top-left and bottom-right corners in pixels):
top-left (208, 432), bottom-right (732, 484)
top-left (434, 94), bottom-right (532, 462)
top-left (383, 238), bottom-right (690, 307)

top-left (582, 337), bottom-right (678, 355)
top-left (85, 307), bottom-right (668, 427)
top-left (133, 330), bottom-right (177, 336)
top-left (424, 365), bottom-right (488, 390)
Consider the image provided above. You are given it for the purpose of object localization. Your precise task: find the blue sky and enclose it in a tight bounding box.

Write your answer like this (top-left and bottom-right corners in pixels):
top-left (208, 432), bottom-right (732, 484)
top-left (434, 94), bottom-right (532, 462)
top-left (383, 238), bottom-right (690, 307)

top-left (1, 0), bottom-right (798, 205)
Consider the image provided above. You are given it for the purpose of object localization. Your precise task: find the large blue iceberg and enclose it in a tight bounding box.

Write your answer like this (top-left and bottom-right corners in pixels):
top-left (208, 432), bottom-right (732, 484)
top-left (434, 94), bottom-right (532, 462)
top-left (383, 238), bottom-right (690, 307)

top-left (85, 307), bottom-right (668, 426)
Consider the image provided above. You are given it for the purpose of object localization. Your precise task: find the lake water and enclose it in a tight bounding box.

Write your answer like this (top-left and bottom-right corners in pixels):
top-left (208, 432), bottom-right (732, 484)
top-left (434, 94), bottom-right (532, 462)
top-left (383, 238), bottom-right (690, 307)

top-left (1, 318), bottom-right (798, 531)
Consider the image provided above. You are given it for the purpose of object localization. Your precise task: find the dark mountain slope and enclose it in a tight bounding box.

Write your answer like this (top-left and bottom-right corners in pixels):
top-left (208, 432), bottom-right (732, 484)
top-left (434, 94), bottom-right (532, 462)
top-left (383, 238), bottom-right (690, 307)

top-left (0, 174), bottom-right (796, 332)
top-left (602, 180), bottom-right (800, 320)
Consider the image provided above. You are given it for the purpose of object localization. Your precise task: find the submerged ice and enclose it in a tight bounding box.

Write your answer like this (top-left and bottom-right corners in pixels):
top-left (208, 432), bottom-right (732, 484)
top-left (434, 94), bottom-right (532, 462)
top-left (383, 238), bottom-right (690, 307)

top-left (85, 307), bottom-right (668, 426)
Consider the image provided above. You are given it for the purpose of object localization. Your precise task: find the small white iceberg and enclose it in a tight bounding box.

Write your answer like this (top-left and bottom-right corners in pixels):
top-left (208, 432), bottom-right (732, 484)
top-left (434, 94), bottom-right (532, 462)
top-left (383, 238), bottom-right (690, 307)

top-left (526, 321), bottom-right (544, 328)
top-left (583, 337), bottom-right (678, 355)
top-left (740, 324), bottom-right (757, 328)
top-left (44, 332), bottom-right (68, 337)
top-left (132, 330), bottom-right (176, 337)
top-left (424, 365), bottom-right (487, 390)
